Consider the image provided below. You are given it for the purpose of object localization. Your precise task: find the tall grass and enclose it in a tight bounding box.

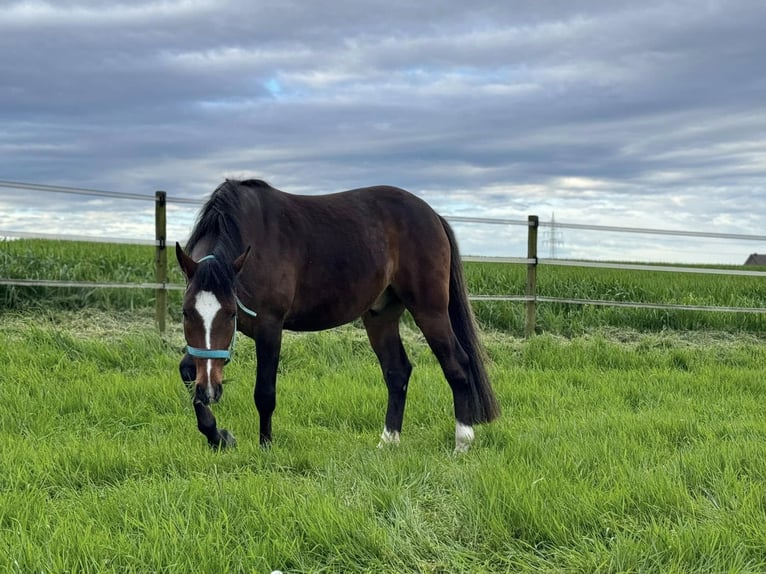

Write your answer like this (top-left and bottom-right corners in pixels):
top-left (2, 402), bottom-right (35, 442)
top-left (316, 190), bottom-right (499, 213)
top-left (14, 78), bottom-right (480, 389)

top-left (2, 312), bottom-right (766, 572)
top-left (2, 239), bottom-right (765, 334)
top-left (463, 260), bottom-right (766, 333)
top-left (0, 239), bottom-right (184, 310)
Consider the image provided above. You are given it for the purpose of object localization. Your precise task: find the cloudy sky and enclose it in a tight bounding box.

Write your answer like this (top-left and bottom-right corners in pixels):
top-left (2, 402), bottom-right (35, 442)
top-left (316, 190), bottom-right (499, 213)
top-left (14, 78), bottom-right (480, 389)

top-left (1, 0), bottom-right (765, 263)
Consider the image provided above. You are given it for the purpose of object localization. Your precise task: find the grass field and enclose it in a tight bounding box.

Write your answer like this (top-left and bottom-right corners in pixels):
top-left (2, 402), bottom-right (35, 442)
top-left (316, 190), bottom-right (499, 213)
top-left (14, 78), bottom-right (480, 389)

top-left (2, 308), bottom-right (766, 573)
top-left (2, 239), bottom-right (766, 572)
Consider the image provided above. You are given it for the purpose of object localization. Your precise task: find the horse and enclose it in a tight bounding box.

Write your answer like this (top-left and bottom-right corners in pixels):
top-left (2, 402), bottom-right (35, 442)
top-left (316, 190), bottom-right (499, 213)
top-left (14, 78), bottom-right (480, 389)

top-left (175, 179), bottom-right (500, 453)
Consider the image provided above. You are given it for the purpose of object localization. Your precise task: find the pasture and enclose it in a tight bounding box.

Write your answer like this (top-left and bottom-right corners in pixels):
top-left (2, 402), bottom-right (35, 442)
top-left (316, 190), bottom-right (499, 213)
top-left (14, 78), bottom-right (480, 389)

top-left (2, 239), bottom-right (766, 572)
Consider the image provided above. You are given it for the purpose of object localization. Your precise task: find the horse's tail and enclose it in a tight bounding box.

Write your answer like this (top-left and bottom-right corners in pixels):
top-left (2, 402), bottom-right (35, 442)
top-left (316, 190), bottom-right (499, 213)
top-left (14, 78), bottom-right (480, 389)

top-left (440, 217), bottom-right (501, 424)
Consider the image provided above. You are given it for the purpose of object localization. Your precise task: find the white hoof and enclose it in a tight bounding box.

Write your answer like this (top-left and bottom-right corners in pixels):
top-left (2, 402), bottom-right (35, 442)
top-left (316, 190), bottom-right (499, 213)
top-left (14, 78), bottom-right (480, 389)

top-left (377, 427), bottom-right (400, 448)
top-left (454, 422), bottom-right (474, 454)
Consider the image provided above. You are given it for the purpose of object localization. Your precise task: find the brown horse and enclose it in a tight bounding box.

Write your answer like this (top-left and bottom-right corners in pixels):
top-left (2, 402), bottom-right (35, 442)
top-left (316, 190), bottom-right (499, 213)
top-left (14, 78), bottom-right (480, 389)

top-left (176, 179), bottom-right (500, 452)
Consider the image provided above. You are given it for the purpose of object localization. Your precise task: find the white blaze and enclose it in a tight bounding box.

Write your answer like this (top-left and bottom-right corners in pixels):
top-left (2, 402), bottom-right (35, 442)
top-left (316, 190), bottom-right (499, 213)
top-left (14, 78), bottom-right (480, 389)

top-left (195, 290), bottom-right (222, 399)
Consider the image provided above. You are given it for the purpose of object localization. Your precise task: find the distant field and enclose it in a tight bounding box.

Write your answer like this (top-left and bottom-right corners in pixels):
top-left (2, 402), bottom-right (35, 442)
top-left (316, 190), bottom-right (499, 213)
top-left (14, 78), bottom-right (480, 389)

top-left (2, 311), bottom-right (766, 572)
top-left (2, 238), bottom-right (765, 334)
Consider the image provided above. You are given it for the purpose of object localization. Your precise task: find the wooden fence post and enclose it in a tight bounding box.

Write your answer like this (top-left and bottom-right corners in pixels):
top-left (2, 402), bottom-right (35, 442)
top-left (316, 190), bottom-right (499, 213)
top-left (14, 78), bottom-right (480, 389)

top-left (525, 215), bottom-right (539, 337)
top-left (155, 191), bottom-right (167, 335)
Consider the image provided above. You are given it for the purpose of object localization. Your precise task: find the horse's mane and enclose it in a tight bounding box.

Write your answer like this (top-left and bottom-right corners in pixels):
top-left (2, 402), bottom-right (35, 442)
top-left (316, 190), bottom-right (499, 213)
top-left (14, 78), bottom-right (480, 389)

top-left (239, 178), bottom-right (271, 189)
top-left (185, 179), bottom-right (265, 294)
top-left (186, 179), bottom-right (271, 292)
top-left (187, 178), bottom-right (272, 249)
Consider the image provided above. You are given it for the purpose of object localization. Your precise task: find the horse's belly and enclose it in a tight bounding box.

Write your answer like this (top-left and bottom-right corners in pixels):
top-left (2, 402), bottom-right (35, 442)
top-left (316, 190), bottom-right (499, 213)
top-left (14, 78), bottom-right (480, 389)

top-left (283, 282), bottom-right (387, 332)
top-left (283, 305), bottom-right (362, 332)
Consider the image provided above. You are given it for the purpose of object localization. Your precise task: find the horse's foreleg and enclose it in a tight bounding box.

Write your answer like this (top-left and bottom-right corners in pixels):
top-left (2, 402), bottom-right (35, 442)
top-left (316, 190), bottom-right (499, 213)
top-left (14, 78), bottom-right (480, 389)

top-left (179, 352), bottom-right (196, 389)
top-left (254, 322), bottom-right (284, 447)
top-left (181, 353), bottom-right (235, 449)
top-left (193, 400), bottom-right (237, 449)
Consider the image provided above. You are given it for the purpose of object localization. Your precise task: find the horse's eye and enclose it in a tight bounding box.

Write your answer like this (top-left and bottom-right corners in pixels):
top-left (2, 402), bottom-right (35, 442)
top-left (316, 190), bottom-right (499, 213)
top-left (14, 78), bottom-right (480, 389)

top-left (182, 309), bottom-right (190, 319)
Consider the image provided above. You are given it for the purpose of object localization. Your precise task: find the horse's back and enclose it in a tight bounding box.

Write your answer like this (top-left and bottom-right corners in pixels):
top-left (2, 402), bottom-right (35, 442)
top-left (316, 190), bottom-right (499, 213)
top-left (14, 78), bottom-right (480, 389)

top-left (280, 184), bottom-right (447, 266)
top-left (295, 185), bottom-right (441, 231)
top-left (241, 184), bottom-right (447, 330)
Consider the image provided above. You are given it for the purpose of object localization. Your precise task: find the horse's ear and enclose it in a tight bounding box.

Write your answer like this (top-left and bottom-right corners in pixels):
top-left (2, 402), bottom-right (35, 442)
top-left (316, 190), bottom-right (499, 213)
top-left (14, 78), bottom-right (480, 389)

top-left (176, 242), bottom-right (198, 280)
top-left (233, 246), bottom-right (251, 275)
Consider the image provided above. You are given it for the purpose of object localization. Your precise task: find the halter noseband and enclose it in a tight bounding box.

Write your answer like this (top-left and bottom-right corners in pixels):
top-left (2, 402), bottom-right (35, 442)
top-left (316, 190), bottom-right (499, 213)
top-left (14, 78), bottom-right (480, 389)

top-left (185, 254), bottom-right (258, 364)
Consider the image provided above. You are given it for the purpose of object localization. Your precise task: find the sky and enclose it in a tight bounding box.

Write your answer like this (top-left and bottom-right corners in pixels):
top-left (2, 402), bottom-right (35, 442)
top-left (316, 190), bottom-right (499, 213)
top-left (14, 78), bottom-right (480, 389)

top-left (1, 0), bottom-right (765, 263)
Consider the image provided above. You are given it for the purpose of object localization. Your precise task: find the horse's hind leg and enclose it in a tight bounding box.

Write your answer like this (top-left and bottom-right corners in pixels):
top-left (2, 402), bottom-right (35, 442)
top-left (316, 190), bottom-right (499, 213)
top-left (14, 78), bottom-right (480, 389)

top-left (411, 311), bottom-right (476, 453)
top-left (363, 305), bottom-right (412, 447)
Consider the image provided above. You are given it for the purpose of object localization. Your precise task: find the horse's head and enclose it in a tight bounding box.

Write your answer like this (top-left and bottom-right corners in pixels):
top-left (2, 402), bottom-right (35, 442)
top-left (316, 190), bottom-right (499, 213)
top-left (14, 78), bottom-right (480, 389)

top-left (176, 243), bottom-right (250, 405)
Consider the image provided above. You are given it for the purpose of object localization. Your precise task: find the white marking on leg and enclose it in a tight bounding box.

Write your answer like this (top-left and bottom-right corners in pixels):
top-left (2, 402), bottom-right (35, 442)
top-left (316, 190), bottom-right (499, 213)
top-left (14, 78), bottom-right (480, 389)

top-left (377, 426), bottom-right (400, 448)
top-left (454, 422), bottom-right (474, 453)
top-left (195, 290), bottom-right (221, 401)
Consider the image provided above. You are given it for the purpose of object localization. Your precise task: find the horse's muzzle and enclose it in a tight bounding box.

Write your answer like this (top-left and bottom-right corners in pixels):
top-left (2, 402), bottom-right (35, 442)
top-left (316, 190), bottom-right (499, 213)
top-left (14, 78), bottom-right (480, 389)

top-left (195, 382), bottom-right (222, 405)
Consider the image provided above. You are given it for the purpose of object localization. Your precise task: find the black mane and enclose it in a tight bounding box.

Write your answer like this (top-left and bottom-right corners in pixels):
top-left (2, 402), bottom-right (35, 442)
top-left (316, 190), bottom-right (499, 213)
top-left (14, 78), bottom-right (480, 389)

top-left (185, 180), bottom-right (252, 295)
top-left (187, 180), bottom-right (248, 261)
top-left (239, 178), bottom-right (271, 189)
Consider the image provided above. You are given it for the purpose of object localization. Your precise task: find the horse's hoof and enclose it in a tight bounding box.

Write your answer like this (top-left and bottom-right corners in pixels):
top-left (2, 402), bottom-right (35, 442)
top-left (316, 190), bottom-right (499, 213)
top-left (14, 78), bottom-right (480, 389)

top-left (377, 428), bottom-right (400, 448)
top-left (453, 443), bottom-right (472, 454)
top-left (209, 429), bottom-right (237, 450)
top-left (221, 429), bottom-right (237, 447)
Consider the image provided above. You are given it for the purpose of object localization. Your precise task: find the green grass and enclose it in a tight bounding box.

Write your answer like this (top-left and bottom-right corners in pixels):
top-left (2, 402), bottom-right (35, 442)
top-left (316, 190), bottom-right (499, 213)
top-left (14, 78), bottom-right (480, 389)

top-left (0, 238), bottom-right (185, 311)
top-left (2, 239), bottom-right (766, 334)
top-left (2, 310), bottom-right (766, 572)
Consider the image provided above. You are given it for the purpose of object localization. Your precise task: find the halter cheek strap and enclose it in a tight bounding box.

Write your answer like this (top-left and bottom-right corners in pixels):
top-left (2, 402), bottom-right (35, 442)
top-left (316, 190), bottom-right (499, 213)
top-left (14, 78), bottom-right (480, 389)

top-left (185, 254), bottom-right (258, 364)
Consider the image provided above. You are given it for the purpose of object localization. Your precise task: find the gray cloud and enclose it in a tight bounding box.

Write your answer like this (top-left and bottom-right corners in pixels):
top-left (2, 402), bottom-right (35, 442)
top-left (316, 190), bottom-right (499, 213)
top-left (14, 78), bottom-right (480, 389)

top-left (1, 0), bottom-right (765, 262)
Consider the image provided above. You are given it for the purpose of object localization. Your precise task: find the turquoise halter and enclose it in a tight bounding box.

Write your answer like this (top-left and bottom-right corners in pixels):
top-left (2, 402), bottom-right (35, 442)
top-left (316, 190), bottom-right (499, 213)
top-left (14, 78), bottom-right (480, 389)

top-left (185, 254), bottom-right (258, 364)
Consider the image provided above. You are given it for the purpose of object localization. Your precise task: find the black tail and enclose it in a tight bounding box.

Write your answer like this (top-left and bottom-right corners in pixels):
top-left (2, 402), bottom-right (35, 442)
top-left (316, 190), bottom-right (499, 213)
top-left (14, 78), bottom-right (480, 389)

top-left (440, 217), bottom-right (501, 424)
